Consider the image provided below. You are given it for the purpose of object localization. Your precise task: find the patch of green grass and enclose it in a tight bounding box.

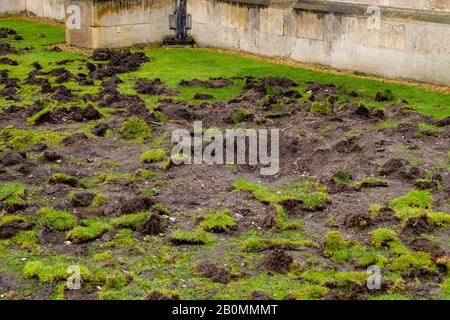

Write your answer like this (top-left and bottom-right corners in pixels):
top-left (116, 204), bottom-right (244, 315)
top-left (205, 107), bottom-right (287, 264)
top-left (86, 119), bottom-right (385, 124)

top-left (322, 231), bottom-right (387, 267)
top-left (232, 108), bottom-right (252, 124)
top-left (407, 156), bottom-right (424, 166)
top-left (91, 194), bottom-right (108, 209)
top-left (353, 176), bottom-right (388, 188)
top-left (299, 270), bottom-right (366, 287)
top-left (140, 188), bottom-right (158, 197)
top-left (301, 192), bottom-right (330, 211)
top-left (119, 116), bottom-right (151, 142)
top-left (0, 182), bottom-right (26, 207)
top-left (140, 148), bottom-right (167, 163)
top-left (199, 209), bottom-right (237, 233)
top-left (233, 179), bottom-right (327, 229)
top-left (39, 207), bottom-right (77, 231)
top-left (112, 212), bottom-right (150, 229)
top-left (374, 119), bottom-right (399, 130)
top-left (388, 240), bottom-right (437, 274)
top-left (170, 228), bottom-right (215, 245)
top-left (345, 128), bottom-right (364, 138)
top-left (332, 171), bottom-right (352, 184)
top-left (153, 202), bottom-right (170, 215)
top-left (369, 228), bottom-right (398, 248)
top-left (418, 122), bottom-right (440, 134)
top-left (66, 219), bottom-right (112, 243)
top-left (310, 100), bottom-right (332, 116)
top-left (389, 189), bottom-right (433, 219)
top-left (24, 260), bottom-right (90, 285)
top-left (48, 173), bottom-right (81, 187)
top-left (0, 125), bottom-right (65, 151)
top-left (368, 294), bottom-right (411, 300)
top-left (368, 204), bottom-right (384, 217)
top-left (427, 212), bottom-right (450, 228)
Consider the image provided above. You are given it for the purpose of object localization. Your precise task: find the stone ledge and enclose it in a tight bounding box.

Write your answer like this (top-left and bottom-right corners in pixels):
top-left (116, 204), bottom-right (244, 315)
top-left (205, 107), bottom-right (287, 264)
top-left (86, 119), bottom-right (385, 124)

top-left (216, 0), bottom-right (271, 7)
top-left (294, 0), bottom-right (450, 25)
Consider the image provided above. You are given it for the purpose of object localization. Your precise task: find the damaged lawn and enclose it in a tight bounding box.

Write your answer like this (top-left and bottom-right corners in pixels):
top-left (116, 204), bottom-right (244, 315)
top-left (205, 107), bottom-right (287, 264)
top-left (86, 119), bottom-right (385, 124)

top-left (0, 19), bottom-right (449, 300)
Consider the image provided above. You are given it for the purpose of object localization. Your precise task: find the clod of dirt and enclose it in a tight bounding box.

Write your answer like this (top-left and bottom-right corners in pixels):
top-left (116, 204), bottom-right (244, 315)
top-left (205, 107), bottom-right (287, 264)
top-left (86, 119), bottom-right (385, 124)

top-left (37, 224), bottom-right (65, 244)
top-left (378, 158), bottom-right (408, 176)
top-left (145, 290), bottom-right (180, 300)
top-left (250, 291), bottom-right (273, 300)
top-left (306, 82), bottom-right (336, 101)
top-left (281, 199), bottom-right (303, 216)
top-left (135, 78), bottom-right (179, 96)
top-left (50, 46), bottom-right (62, 52)
top-left (25, 143), bottom-right (48, 152)
top-left (0, 42), bottom-right (18, 55)
top-left (119, 196), bottom-right (155, 214)
top-left (334, 138), bottom-right (362, 154)
top-left (262, 249), bottom-right (293, 274)
top-left (401, 216), bottom-right (433, 236)
top-left (91, 123), bottom-right (109, 137)
top-left (1, 150), bottom-right (26, 166)
top-left (43, 151), bottom-right (62, 162)
top-left (60, 132), bottom-right (89, 146)
top-left (90, 49), bottom-right (150, 79)
top-left (0, 57), bottom-right (18, 66)
top-left (435, 116), bottom-right (450, 127)
top-left (46, 68), bottom-right (73, 84)
top-left (179, 77), bottom-right (234, 88)
top-left (71, 192), bottom-right (96, 207)
top-left (33, 105), bottom-right (101, 125)
top-left (344, 212), bottom-right (372, 229)
top-left (0, 221), bottom-right (34, 239)
top-left (374, 90), bottom-right (394, 102)
top-left (195, 261), bottom-right (231, 284)
top-left (409, 238), bottom-right (446, 259)
top-left (51, 86), bottom-right (77, 102)
top-left (137, 213), bottom-right (165, 235)
top-left (31, 61), bottom-right (42, 70)
top-left (0, 28), bottom-right (17, 38)
top-left (414, 179), bottom-right (438, 190)
top-left (373, 206), bottom-right (399, 224)
top-left (193, 93), bottom-right (213, 100)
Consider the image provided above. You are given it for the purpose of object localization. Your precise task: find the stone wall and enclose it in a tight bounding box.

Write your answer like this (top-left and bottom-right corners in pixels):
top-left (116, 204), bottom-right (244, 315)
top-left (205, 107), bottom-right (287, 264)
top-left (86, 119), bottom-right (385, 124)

top-left (187, 0), bottom-right (450, 84)
top-left (0, 0), bottom-right (65, 21)
top-left (65, 0), bottom-right (173, 48)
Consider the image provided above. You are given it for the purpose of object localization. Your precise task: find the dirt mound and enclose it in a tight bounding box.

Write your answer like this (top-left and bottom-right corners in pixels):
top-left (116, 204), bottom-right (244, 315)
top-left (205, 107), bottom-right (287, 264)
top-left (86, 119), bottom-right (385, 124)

top-left (281, 199), bottom-right (303, 216)
top-left (120, 196), bottom-right (155, 214)
top-left (250, 291), bottom-right (273, 300)
top-left (37, 224), bottom-right (65, 244)
top-left (145, 290), bottom-right (180, 300)
top-left (51, 86), bottom-right (77, 102)
top-left (344, 212), bottom-right (372, 229)
top-left (0, 221), bottom-right (34, 239)
top-left (91, 123), bottom-right (109, 137)
top-left (33, 105), bottom-right (101, 125)
top-left (262, 249), bottom-right (293, 274)
top-left (71, 192), bottom-right (96, 207)
top-left (46, 68), bottom-right (73, 83)
top-left (0, 42), bottom-right (18, 55)
top-left (60, 132), bottom-right (89, 146)
top-left (195, 261), bottom-right (231, 284)
top-left (1, 150), bottom-right (26, 167)
top-left (401, 216), bottom-right (433, 236)
top-left (179, 77), bottom-right (233, 88)
top-left (307, 82), bottom-right (336, 101)
top-left (409, 238), bottom-right (446, 258)
top-left (43, 151), bottom-right (63, 162)
top-left (135, 78), bottom-right (179, 96)
top-left (89, 49), bottom-right (150, 79)
top-left (0, 58), bottom-right (18, 66)
top-left (0, 28), bottom-right (17, 38)
top-left (137, 213), bottom-right (165, 235)
top-left (194, 93), bottom-right (213, 100)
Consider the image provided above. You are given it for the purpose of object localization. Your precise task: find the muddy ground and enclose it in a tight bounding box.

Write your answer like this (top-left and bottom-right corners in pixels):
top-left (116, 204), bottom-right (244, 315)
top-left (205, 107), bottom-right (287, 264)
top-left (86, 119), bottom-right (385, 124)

top-left (0, 25), bottom-right (449, 300)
